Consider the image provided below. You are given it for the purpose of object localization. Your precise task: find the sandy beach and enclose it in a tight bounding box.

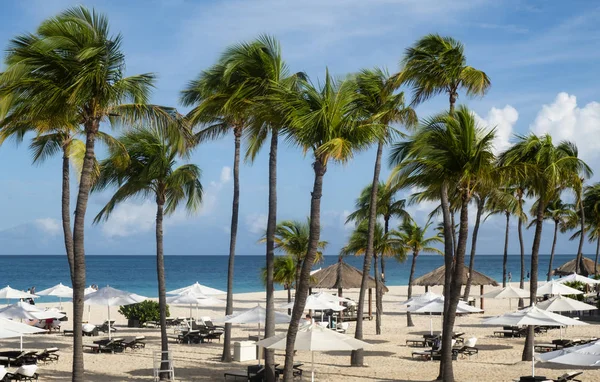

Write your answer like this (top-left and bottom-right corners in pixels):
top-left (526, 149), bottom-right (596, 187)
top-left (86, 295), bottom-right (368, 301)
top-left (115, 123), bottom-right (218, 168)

top-left (4, 284), bottom-right (599, 381)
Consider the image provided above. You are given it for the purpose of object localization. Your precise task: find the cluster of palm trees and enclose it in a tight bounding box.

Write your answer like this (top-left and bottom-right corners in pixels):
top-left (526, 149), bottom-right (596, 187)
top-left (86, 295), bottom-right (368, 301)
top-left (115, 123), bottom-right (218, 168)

top-left (0, 6), bottom-right (597, 382)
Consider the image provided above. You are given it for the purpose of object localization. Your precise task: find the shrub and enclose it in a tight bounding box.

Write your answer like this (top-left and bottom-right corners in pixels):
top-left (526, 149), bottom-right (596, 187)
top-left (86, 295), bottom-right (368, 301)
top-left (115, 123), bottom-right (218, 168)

top-left (563, 280), bottom-right (586, 301)
top-left (118, 300), bottom-right (169, 324)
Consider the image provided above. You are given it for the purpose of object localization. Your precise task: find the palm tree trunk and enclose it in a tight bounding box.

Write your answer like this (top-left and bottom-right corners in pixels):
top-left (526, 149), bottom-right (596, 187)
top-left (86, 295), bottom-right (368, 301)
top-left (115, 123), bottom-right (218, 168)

top-left (283, 158), bottom-right (326, 381)
top-left (155, 200), bottom-right (170, 379)
top-left (382, 217), bottom-right (390, 281)
top-left (373, 253), bottom-right (382, 335)
top-left (502, 212), bottom-right (510, 287)
top-left (451, 212), bottom-right (458, 257)
top-left (264, 130), bottom-right (278, 382)
top-left (595, 237), bottom-right (599, 276)
top-left (449, 91), bottom-right (457, 114)
top-left (71, 123), bottom-right (98, 382)
top-left (463, 197), bottom-right (484, 300)
top-left (222, 125), bottom-right (242, 363)
top-left (518, 190), bottom-right (526, 309)
top-left (351, 140), bottom-right (383, 366)
top-left (407, 251), bottom-right (419, 327)
top-left (438, 181), bottom-right (454, 381)
top-left (287, 286), bottom-right (292, 315)
top-left (576, 190), bottom-right (586, 274)
top-left (61, 146), bottom-right (75, 281)
top-left (522, 200), bottom-right (544, 362)
top-left (547, 221), bottom-right (559, 281)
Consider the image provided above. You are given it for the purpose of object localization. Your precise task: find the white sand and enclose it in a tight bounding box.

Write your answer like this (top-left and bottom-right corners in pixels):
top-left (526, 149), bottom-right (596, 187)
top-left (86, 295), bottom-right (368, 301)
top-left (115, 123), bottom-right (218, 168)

top-left (4, 285), bottom-right (600, 381)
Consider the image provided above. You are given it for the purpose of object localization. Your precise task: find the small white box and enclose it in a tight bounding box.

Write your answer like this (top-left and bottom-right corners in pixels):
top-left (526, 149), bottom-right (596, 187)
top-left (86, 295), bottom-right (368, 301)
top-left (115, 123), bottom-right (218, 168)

top-left (234, 341), bottom-right (257, 362)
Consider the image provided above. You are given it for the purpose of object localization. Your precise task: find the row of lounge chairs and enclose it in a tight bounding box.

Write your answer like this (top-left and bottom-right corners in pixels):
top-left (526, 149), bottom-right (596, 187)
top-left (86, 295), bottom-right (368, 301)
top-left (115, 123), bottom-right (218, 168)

top-left (409, 334), bottom-right (478, 361)
top-left (224, 363), bottom-right (303, 381)
top-left (82, 336), bottom-right (146, 354)
top-left (494, 325), bottom-right (552, 338)
top-left (0, 364), bottom-right (39, 382)
top-left (515, 371), bottom-right (583, 382)
top-left (168, 320), bottom-right (224, 344)
top-left (0, 349), bottom-right (59, 367)
top-left (63, 320), bottom-right (116, 337)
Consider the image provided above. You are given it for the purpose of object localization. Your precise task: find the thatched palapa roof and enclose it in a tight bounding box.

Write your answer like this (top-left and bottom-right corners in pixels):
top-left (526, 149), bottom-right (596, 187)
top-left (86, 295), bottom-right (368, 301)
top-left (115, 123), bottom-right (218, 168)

top-left (413, 264), bottom-right (498, 287)
top-left (552, 256), bottom-right (599, 277)
top-left (309, 261), bottom-right (389, 292)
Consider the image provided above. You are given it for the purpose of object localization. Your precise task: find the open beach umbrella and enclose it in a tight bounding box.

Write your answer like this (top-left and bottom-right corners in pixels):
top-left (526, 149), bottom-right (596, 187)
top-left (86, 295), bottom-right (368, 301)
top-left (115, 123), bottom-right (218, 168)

top-left (0, 286), bottom-right (37, 304)
top-left (0, 317), bottom-right (47, 350)
top-left (536, 340), bottom-right (600, 366)
top-left (224, 304), bottom-right (290, 337)
top-left (482, 305), bottom-right (588, 377)
top-left (280, 294), bottom-right (346, 311)
top-left (536, 280), bottom-right (583, 296)
top-left (400, 291), bottom-right (441, 306)
top-left (0, 301), bottom-right (65, 321)
top-left (167, 282), bottom-right (225, 296)
top-left (537, 295), bottom-right (597, 312)
top-left (481, 285), bottom-right (530, 309)
top-left (36, 283), bottom-right (73, 309)
top-left (408, 297), bottom-right (483, 335)
top-left (166, 291), bottom-right (224, 321)
top-left (83, 286), bottom-right (147, 339)
top-left (257, 323), bottom-right (370, 382)
top-left (555, 273), bottom-right (600, 285)
top-left (310, 292), bottom-right (352, 303)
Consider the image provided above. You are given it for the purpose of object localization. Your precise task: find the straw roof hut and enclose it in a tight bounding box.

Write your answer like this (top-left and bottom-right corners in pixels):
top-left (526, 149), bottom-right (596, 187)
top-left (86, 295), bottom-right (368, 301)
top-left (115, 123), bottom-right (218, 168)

top-left (552, 256), bottom-right (599, 277)
top-left (413, 264), bottom-right (498, 287)
top-left (309, 261), bottom-right (389, 292)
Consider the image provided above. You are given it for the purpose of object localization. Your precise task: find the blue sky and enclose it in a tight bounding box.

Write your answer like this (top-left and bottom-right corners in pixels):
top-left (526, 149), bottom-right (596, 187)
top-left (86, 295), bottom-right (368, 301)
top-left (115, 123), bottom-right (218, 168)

top-left (1, 0), bottom-right (600, 257)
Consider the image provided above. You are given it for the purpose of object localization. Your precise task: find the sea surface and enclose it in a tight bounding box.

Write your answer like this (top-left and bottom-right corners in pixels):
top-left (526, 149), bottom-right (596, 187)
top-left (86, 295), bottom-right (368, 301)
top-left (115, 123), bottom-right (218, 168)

top-left (0, 254), bottom-right (580, 302)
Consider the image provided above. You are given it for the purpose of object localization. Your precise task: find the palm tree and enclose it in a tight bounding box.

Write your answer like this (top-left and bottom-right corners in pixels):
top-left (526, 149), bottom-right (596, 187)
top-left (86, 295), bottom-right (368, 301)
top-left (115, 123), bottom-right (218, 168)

top-left (498, 134), bottom-right (591, 363)
top-left (274, 72), bottom-right (383, 379)
top-left (398, 34), bottom-right (491, 113)
top-left (389, 106), bottom-right (496, 382)
top-left (349, 68), bottom-right (416, 344)
top-left (0, 8), bottom-right (177, 380)
top-left (392, 217), bottom-right (442, 326)
top-left (93, 126), bottom-right (202, 379)
top-left (261, 256), bottom-right (296, 314)
top-left (583, 184), bottom-right (600, 275)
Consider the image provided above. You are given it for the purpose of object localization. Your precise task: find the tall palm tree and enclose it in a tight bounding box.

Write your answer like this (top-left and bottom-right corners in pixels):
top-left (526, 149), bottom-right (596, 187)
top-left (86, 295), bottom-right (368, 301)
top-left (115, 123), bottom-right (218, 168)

top-left (583, 184), bottom-right (600, 275)
top-left (349, 68), bottom-right (416, 348)
top-left (498, 134), bottom-right (591, 363)
top-left (392, 217), bottom-right (442, 326)
top-left (92, 126), bottom-right (201, 379)
top-left (398, 34), bottom-right (491, 113)
top-left (389, 106), bottom-right (496, 382)
top-left (0, 8), bottom-right (177, 380)
top-left (274, 72), bottom-right (383, 380)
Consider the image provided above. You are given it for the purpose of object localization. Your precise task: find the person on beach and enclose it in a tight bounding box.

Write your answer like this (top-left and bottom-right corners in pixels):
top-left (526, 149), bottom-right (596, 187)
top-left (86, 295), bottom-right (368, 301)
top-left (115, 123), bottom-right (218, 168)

top-left (508, 272), bottom-right (512, 283)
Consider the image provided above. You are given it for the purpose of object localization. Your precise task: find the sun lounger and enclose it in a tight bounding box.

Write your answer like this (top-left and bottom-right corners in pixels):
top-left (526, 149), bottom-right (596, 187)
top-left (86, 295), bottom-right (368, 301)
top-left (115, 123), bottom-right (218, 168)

top-left (4, 364), bottom-right (38, 381)
top-left (411, 348), bottom-right (458, 361)
top-left (554, 371), bottom-right (583, 382)
top-left (122, 336), bottom-right (146, 350)
top-left (452, 332), bottom-right (465, 345)
top-left (96, 321), bottom-right (117, 333)
top-left (275, 363), bottom-right (303, 378)
top-left (406, 338), bottom-right (427, 347)
top-left (170, 330), bottom-right (204, 344)
top-left (223, 370), bottom-right (248, 381)
top-left (0, 352), bottom-right (37, 367)
top-left (534, 343), bottom-right (562, 353)
top-left (34, 348), bottom-right (59, 364)
top-left (83, 338), bottom-right (125, 353)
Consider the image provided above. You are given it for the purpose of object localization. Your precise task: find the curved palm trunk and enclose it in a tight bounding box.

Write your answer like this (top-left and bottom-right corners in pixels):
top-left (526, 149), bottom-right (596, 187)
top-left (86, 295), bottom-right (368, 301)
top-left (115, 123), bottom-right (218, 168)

top-left (595, 237), bottom-right (599, 276)
top-left (463, 197), bottom-right (484, 300)
top-left (522, 200), bottom-right (544, 362)
top-left (547, 221), bottom-right (559, 281)
top-left (61, 147), bottom-right (75, 281)
top-left (576, 193), bottom-right (586, 274)
top-left (382, 217), bottom-right (390, 281)
top-left (438, 182), bottom-right (454, 381)
top-left (502, 212), bottom-right (510, 287)
top-left (518, 191), bottom-right (526, 309)
top-left (264, 131), bottom-right (278, 381)
top-left (374, 253), bottom-right (382, 335)
top-left (449, 92), bottom-right (457, 114)
top-left (222, 126), bottom-right (242, 363)
top-left (71, 123), bottom-right (98, 381)
top-left (155, 200), bottom-right (170, 379)
top-left (406, 250), bottom-right (419, 327)
top-left (282, 159), bottom-right (326, 381)
top-left (351, 141), bottom-right (383, 366)
top-left (287, 286), bottom-right (292, 315)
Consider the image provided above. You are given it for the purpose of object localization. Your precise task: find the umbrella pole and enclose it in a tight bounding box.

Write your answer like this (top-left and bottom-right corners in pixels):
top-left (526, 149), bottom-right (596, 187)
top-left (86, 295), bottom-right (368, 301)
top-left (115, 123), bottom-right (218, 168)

top-left (531, 325), bottom-right (535, 377)
top-left (312, 351), bottom-right (315, 382)
top-left (430, 313), bottom-right (433, 335)
top-left (59, 297), bottom-right (62, 310)
top-left (108, 306), bottom-right (111, 340)
top-left (20, 336), bottom-right (23, 351)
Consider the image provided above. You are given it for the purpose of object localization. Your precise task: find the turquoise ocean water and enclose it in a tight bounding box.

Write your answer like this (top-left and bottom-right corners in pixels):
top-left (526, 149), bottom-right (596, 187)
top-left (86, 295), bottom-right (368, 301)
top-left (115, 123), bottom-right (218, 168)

top-left (0, 254), bottom-right (580, 302)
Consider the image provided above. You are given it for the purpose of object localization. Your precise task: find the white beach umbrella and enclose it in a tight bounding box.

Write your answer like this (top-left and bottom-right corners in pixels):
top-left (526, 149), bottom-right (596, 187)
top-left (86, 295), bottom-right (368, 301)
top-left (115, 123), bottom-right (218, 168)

top-left (555, 273), bottom-right (600, 285)
top-left (536, 280), bottom-right (583, 296)
top-left (167, 282), bottom-right (225, 296)
top-left (36, 283), bottom-right (73, 309)
top-left (84, 286), bottom-right (98, 322)
top-left (481, 285), bottom-right (530, 309)
top-left (536, 340), bottom-right (600, 366)
top-left (310, 292), bottom-right (352, 303)
top-left (537, 295), bottom-right (597, 312)
top-left (400, 291), bottom-right (441, 306)
top-left (0, 301), bottom-right (65, 321)
top-left (408, 297), bottom-right (483, 335)
top-left (0, 286), bottom-right (37, 303)
top-left (257, 323), bottom-right (370, 382)
top-left (224, 304), bottom-right (290, 337)
top-left (279, 294), bottom-right (346, 311)
top-left (482, 305), bottom-right (588, 377)
top-left (83, 286), bottom-right (147, 339)
top-left (309, 268), bottom-right (321, 275)
top-left (0, 317), bottom-right (47, 350)
top-left (166, 291), bottom-right (224, 321)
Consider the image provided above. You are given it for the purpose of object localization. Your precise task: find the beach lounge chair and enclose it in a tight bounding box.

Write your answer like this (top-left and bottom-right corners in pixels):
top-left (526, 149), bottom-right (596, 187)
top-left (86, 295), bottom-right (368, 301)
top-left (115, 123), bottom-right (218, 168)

top-left (406, 338), bottom-right (427, 347)
top-left (4, 364), bottom-right (38, 381)
top-left (170, 330), bottom-right (204, 344)
top-left (454, 337), bottom-right (478, 358)
top-left (83, 338), bottom-right (125, 353)
top-left (452, 332), bottom-right (465, 345)
top-left (0, 352), bottom-right (37, 367)
top-left (554, 371), bottom-right (583, 382)
top-left (122, 336), bottom-right (146, 350)
top-left (275, 363), bottom-right (303, 378)
top-left (97, 320), bottom-right (116, 333)
top-left (201, 318), bottom-right (225, 332)
top-left (34, 348), bottom-right (59, 364)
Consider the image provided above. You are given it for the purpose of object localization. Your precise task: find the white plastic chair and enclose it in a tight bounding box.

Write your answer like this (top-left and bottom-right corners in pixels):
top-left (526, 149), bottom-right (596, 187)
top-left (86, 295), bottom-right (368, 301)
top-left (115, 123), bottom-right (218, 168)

top-left (465, 337), bottom-right (478, 348)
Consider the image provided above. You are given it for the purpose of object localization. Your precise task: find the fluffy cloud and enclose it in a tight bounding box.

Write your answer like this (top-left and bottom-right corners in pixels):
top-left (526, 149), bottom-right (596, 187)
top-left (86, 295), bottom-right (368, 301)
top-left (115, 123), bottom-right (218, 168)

top-left (34, 218), bottom-right (61, 236)
top-left (100, 202), bottom-right (156, 237)
top-left (474, 105), bottom-right (519, 154)
top-left (200, 166), bottom-right (232, 216)
top-left (246, 213), bottom-right (268, 235)
top-left (531, 92), bottom-right (600, 160)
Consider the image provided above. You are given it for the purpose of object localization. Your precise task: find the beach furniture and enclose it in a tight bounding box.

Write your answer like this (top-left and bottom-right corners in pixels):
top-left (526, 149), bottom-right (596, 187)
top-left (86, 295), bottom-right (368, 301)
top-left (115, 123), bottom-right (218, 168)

top-left (554, 371), bottom-right (583, 381)
top-left (493, 326), bottom-right (527, 338)
top-left (0, 351), bottom-right (37, 367)
top-left (454, 337), bottom-right (478, 358)
top-left (224, 365), bottom-right (279, 381)
top-left (4, 364), bottom-right (38, 381)
top-left (82, 338), bottom-right (125, 353)
top-left (33, 348), bottom-right (59, 364)
top-left (170, 330), bottom-right (204, 344)
top-left (122, 336), bottom-right (146, 350)
top-left (275, 363), bottom-right (303, 378)
top-left (97, 320), bottom-right (117, 334)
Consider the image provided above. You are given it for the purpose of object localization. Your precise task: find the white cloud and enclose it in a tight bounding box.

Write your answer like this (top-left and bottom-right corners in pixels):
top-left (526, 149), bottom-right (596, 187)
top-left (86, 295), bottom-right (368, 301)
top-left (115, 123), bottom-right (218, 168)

top-left (34, 218), bottom-right (61, 236)
top-left (530, 92), bottom-right (600, 161)
top-left (246, 213), bottom-right (268, 235)
top-left (101, 202), bottom-right (156, 237)
top-left (200, 166), bottom-right (233, 216)
top-left (220, 166), bottom-right (232, 183)
top-left (474, 105), bottom-right (519, 155)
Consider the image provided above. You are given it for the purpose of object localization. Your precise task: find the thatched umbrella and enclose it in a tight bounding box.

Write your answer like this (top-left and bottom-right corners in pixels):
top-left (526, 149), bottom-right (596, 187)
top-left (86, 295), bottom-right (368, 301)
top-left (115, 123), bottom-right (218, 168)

top-left (552, 256), bottom-right (599, 277)
top-left (413, 264), bottom-right (498, 309)
top-left (309, 260), bottom-right (388, 318)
